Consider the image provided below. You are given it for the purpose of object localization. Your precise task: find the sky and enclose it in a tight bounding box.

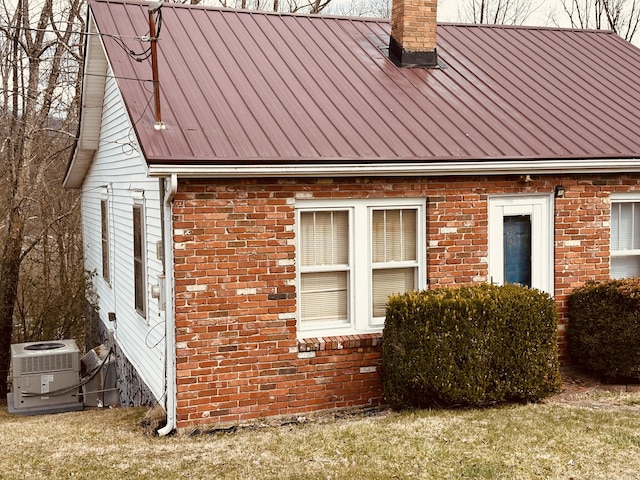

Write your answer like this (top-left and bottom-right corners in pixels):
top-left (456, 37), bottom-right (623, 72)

top-left (437, 0), bottom-right (569, 27)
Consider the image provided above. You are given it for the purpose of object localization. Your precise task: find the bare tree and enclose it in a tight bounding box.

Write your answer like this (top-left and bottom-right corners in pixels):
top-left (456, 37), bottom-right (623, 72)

top-left (458, 0), bottom-right (540, 24)
top-left (176, 0), bottom-right (335, 14)
top-left (325, 0), bottom-right (391, 18)
top-left (0, 0), bottom-right (85, 397)
top-left (550, 0), bottom-right (640, 41)
top-left (554, 0), bottom-right (607, 29)
top-left (11, 133), bottom-right (90, 345)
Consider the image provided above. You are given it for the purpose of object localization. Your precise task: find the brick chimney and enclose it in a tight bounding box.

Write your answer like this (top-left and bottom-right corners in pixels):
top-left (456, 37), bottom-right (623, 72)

top-left (389, 0), bottom-right (438, 68)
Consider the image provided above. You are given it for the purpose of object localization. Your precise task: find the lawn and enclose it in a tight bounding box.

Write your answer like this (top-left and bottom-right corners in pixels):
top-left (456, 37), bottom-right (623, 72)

top-left (1, 390), bottom-right (640, 479)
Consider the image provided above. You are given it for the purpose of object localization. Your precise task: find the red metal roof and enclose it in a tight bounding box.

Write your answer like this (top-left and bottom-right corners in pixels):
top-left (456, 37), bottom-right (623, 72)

top-left (88, 0), bottom-right (640, 167)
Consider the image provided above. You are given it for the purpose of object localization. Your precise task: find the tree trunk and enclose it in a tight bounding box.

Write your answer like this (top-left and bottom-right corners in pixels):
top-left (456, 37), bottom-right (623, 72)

top-left (0, 214), bottom-right (24, 397)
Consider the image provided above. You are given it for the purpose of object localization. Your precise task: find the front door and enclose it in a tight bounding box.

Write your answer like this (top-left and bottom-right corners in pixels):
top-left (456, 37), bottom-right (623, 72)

top-left (488, 195), bottom-right (553, 294)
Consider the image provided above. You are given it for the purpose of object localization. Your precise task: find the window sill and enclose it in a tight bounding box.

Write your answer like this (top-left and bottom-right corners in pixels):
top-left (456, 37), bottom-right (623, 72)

top-left (298, 333), bottom-right (382, 352)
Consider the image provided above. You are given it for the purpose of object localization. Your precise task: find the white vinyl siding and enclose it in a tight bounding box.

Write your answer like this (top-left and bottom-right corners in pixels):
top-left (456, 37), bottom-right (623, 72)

top-left (296, 198), bottom-right (425, 338)
top-left (80, 65), bottom-right (165, 402)
top-left (611, 195), bottom-right (640, 278)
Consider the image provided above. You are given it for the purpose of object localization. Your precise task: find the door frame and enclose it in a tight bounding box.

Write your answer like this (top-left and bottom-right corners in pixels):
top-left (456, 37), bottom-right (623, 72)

top-left (488, 194), bottom-right (554, 295)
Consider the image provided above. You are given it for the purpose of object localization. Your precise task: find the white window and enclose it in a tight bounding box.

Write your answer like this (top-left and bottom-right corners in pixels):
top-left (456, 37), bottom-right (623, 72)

top-left (299, 210), bottom-right (350, 325)
top-left (133, 202), bottom-right (146, 317)
top-left (371, 208), bottom-right (418, 320)
top-left (296, 199), bottom-right (425, 337)
top-left (611, 194), bottom-right (640, 278)
top-left (100, 198), bottom-right (110, 284)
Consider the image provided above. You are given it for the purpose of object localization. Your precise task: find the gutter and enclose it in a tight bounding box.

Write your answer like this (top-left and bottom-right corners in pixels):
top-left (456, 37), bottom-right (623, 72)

top-left (147, 158), bottom-right (640, 178)
top-left (158, 174), bottom-right (178, 436)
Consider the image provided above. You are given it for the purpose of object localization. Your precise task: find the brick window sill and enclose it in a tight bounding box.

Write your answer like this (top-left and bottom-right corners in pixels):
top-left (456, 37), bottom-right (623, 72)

top-left (298, 333), bottom-right (382, 352)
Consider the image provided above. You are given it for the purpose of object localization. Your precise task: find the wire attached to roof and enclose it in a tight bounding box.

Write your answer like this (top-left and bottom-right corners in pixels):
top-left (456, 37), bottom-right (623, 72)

top-left (107, 8), bottom-right (162, 63)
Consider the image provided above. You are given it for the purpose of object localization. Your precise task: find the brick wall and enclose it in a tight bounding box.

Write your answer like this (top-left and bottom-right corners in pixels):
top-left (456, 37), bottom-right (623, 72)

top-left (171, 174), bottom-right (640, 430)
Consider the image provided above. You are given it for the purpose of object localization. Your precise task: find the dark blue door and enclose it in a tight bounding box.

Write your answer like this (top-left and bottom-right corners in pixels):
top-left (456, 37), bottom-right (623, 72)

top-left (503, 215), bottom-right (531, 287)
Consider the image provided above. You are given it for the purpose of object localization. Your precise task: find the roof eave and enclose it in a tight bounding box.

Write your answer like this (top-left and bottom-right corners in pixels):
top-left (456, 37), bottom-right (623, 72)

top-left (146, 157), bottom-right (640, 178)
top-left (63, 7), bottom-right (108, 189)
top-left (64, 148), bottom-right (96, 189)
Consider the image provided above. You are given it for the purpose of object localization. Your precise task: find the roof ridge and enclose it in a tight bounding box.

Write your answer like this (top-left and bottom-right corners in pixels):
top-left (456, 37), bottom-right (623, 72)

top-left (438, 21), bottom-right (615, 35)
top-left (89, 0), bottom-right (388, 22)
top-left (88, 0), bottom-right (620, 32)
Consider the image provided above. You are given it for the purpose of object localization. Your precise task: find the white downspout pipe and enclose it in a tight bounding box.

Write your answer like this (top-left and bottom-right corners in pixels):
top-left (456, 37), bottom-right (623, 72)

top-left (158, 173), bottom-right (178, 436)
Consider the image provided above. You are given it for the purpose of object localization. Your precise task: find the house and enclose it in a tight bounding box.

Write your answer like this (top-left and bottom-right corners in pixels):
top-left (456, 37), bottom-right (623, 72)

top-left (65, 0), bottom-right (640, 432)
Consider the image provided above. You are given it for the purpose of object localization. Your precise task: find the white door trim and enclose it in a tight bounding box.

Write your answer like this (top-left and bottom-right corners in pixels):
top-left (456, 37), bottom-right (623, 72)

top-left (488, 194), bottom-right (554, 295)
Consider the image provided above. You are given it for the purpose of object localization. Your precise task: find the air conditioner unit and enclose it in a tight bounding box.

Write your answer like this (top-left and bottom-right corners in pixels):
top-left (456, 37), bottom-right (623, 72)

top-left (9, 339), bottom-right (82, 415)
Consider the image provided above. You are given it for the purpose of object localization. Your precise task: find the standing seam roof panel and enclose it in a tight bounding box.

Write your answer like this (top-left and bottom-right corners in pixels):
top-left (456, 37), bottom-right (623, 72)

top-left (498, 28), bottom-right (629, 153)
top-left (246, 15), bottom-right (325, 158)
top-left (441, 26), bottom-right (595, 156)
top-left (434, 28), bottom-right (558, 157)
top-left (347, 21), bottom-right (485, 158)
top-left (258, 15), bottom-right (360, 158)
top-left (282, 16), bottom-right (382, 158)
top-left (535, 29), bottom-right (640, 149)
top-left (159, 8), bottom-right (230, 158)
top-left (87, 0), bottom-right (640, 165)
top-left (319, 19), bottom-right (437, 158)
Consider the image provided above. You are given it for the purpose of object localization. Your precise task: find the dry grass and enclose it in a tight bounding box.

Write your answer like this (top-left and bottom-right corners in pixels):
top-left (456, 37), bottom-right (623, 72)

top-left (1, 390), bottom-right (640, 479)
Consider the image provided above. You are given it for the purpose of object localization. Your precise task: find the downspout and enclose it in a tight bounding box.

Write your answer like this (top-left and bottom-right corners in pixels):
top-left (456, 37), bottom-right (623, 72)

top-left (158, 173), bottom-right (178, 436)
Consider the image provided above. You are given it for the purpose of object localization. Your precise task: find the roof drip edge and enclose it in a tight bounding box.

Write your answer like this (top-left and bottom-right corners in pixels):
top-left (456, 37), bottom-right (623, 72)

top-left (147, 158), bottom-right (640, 178)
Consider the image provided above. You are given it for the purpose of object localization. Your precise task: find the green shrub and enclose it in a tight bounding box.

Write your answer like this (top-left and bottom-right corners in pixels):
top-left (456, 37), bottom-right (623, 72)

top-left (382, 283), bottom-right (560, 409)
top-left (568, 279), bottom-right (640, 381)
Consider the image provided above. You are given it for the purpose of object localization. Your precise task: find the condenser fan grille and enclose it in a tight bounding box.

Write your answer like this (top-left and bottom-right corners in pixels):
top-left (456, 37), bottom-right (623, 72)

top-left (20, 353), bottom-right (75, 374)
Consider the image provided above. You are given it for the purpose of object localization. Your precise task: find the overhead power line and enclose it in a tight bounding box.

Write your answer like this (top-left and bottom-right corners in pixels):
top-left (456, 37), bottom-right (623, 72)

top-left (0, 24), bottom-right (145, 40)
top-left (0, 7), bottom-right (163, 64)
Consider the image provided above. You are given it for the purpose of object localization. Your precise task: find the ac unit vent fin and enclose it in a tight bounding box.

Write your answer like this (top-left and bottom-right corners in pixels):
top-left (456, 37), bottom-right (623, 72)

top-left (21, 353), bottom-right (74, 374)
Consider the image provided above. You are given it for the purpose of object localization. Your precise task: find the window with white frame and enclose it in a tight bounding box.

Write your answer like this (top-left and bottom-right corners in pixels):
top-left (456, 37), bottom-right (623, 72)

top-left (100, 198), bottom-right (110, 284)
top-left (296, 199), bottom-right (424, 337)
top-left (611, 195), bottom-right (640, 278)
top-left (133, 202), bottom-right (146, 317)
top-left (371, 208), bottom-right (418, 319)
top-left (299, 210), bottom-right (350, 325)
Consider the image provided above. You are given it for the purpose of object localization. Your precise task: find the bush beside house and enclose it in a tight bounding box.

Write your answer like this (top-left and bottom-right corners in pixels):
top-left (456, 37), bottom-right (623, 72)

top-left (382, 284), bottom-right (561, 409)
top-left (569, 279), bottom-right (640, 381)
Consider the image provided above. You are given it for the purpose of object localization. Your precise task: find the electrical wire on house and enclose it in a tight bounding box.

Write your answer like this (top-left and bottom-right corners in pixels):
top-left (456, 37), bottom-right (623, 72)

top-left (120, 88), bottom-right (158, 152)
top-left (106, 8), bottom-right (162, 63)
top-left (82, 72), bottom-right (155, 84)
top-left (93, 87), bottom-right (155, 154)
top-left (145, 319), bottom-right (166, 349)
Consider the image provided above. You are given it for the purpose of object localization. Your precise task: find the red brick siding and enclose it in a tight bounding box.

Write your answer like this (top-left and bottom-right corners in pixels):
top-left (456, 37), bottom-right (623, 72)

top-left (172, 175), bottom-right (640, 429)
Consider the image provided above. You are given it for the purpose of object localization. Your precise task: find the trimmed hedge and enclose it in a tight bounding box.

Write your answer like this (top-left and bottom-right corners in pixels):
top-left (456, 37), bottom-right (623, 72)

top-left (382, 283), bottom-right (560, 409)
top-left (568, 279), bottom-right (640, 381)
